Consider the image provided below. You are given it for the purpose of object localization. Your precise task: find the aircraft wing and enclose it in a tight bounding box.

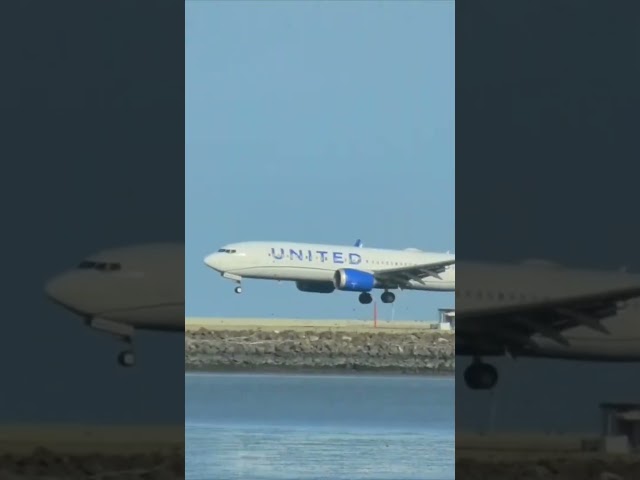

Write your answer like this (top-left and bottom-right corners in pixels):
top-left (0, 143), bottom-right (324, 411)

top-left (456, 286), bottom-right (640, 353)
top-left (372, 259), bottom-right (455, 286)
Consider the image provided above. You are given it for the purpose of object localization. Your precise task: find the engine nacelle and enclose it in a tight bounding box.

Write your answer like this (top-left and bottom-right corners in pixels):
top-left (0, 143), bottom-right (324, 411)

top-left (295, 281), bottom-right (335, 294)
top-left (333, 268), bottom-right (375, 292)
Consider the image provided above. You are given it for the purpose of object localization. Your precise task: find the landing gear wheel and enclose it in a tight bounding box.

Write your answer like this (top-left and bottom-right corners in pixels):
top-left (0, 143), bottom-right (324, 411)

top-left (381, 291), bottom-right (395, 304)
top-left (359, 292), bottom-right (373, 304)
top-left (464, 362), bottom-right (498, 390)
top-left (234, 286), bottom-right (242, 294)
top-left (118, 350), bottom-right (136, 367)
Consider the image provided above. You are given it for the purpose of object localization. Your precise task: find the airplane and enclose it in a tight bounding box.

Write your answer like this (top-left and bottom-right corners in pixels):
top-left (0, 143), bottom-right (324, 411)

top-left (204, 239), bottom-right (455, 304)
top-left (456, 259), bottom-right (640, 391)
top-left (44, 243), bottom-right (184, 367)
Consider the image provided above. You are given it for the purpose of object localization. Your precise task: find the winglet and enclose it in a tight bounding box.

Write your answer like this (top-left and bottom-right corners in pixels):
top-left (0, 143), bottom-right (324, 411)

top-left (354, 239), bottom-right (363, 248)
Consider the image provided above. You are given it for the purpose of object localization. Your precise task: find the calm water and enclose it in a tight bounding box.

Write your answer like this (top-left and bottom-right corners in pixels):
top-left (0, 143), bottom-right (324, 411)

top-left (186, 372), bottom-right (454, 480)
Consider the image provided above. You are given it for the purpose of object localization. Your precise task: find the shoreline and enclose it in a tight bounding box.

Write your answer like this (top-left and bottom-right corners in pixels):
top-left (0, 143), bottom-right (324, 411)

top-left (184, 364), bottom-right (456, 376)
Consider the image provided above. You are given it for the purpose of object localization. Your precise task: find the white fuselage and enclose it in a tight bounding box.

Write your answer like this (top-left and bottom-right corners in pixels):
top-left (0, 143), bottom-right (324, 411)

top-left (205, 241), bottom-right (455, 291)
top-left (456, 260), bottom-right (640, 361)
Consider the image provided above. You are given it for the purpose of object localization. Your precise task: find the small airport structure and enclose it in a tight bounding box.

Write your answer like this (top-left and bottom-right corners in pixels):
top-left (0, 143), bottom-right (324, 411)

top-left (600, 402), bottom-right (640, 453)
top-left (459, 402), bottom-right (640, 456)
top-left (436, 308), bottom-right (455, 330)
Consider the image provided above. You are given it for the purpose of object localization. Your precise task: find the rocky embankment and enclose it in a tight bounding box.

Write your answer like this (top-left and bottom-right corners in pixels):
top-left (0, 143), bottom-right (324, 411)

top-left (185, 327), bottom-right (454, 373)
top-left (0, 448), bottom-right (184, 479)
top-left (457, 457), bottom-right (640, 479)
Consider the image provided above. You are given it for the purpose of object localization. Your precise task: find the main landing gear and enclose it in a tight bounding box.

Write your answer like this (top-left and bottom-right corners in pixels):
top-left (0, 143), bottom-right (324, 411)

top-left (358, 291), bottom-right (396, 304)
top-left (359, 293), bottom-right (373, 304)
top-left (464, 357), bottom-right (498, 390)
top-left (381, 291), bottom-right (395, 304)
top-left (234, 286), bottom-right (242, 294)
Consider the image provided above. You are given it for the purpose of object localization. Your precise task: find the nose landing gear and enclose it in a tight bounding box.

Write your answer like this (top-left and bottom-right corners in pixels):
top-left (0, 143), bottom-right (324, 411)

top-left (222, 272), bottom-right (243, 294)
top-left (84, 316), bottom-right (138, 368)
top-left (116, 333), bottom-right (136, 367)
top-left (118, 349), bottom-right (136, 367)
top-left (464, 358), bottom-right (498, 390)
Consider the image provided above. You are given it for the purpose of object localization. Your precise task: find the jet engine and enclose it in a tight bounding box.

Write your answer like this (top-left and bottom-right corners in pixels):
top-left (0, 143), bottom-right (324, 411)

top-left (295, 281), bottom-right (335, 294)
top-left (333, 269), bottom-right (376, 292)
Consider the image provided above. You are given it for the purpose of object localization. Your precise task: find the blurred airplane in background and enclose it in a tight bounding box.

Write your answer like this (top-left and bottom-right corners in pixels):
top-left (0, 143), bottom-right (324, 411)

top-left (456, 260), bottom-right (640, 391)
top-left (44, 243), bottom-right (183, 367)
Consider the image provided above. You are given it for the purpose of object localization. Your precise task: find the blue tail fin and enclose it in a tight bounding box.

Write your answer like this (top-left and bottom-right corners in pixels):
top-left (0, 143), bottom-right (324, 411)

top-left (354, 239), bottom-right (363, 248)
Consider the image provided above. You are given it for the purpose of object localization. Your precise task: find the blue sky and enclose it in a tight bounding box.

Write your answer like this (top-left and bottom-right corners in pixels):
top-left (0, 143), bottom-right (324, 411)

top-left (186, 1), bottom-right (455, 320)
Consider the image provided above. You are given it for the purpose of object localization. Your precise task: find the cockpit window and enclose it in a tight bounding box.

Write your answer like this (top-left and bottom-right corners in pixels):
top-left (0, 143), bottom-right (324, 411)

top-left (217, 248), bottom-right (237, 253)
top-left (77, 260), bottom-right (121, 271)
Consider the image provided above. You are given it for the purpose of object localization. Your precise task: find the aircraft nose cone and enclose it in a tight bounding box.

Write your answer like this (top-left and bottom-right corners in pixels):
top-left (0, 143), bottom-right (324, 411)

top-left (44, 274), bottom-right (73, 306)
top-left (204, 252), bottom-right (222, 270)
top-left (45, 272), bottom-right (103, 316)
